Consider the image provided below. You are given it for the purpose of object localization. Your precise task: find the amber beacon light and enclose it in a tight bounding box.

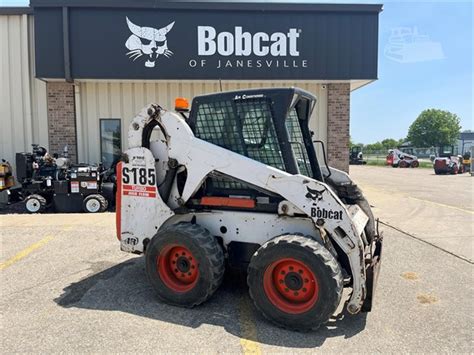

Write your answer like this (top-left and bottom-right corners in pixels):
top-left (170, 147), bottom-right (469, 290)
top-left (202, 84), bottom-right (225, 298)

top-left (175, 97), bottom-right (190, 112)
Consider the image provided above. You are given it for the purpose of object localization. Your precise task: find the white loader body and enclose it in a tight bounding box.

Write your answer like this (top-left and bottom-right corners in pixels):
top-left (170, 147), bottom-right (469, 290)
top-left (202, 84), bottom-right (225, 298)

top-left (117, 104), bottom-right (378, 315)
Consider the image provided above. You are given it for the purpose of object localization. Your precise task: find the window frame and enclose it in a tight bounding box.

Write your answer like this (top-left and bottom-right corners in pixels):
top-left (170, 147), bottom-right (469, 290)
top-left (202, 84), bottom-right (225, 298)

top-left (99, 118), bottom-right (122, 168)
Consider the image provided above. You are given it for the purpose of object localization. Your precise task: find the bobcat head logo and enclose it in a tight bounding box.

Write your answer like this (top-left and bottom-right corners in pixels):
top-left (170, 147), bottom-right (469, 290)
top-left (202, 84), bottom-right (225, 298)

top-left (125, 17), bottom-right (175, 68)
top-left (305, 186), bottom-right (324, 202)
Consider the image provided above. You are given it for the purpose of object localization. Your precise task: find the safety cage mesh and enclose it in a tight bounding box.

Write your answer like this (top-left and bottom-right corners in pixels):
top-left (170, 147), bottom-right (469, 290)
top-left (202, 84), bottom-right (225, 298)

top-left (286, 108), bottom-right (312, 177)
top-left (193, 97), bottom-right (285, 191)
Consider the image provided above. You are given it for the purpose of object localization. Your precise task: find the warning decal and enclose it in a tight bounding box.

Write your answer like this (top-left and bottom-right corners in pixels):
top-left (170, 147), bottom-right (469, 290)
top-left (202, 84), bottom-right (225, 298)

top-left (123, 184), bottom-right (157, 198)
top-left (71, 181), bottom-right (79, 193)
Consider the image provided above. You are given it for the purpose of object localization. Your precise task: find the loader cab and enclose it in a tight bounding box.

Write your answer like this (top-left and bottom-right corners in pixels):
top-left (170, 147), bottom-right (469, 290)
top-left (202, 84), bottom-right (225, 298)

top-left (188, 88), bottom-right (324, 182)
top-left (438, 145), bottom-right (456, 158)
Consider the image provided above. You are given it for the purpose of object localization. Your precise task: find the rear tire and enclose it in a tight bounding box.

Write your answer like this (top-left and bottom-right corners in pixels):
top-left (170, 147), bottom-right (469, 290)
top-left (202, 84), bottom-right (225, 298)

top-left (399, 160), bottom-right (409, 168)
top-left (247, 234), bottom-right (343, 331)
top-left (145, 222), bottom-right (225, 307)
top-left (83, 194), bottom-right (107, 213)
top-left (411, 161), bottom-right (419, 168)
top-left (25, 194), bottom-right (46, 213)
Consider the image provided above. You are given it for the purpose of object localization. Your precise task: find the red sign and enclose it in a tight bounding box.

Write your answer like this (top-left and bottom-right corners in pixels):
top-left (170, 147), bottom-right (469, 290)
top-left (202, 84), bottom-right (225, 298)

top-left (123, 184), bottom-right (157, 198)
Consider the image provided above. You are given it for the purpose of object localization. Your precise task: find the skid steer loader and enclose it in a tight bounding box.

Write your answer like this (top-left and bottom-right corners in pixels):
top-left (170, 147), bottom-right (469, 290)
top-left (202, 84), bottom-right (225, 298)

top-left (116, 88), bottom-right (382, 331)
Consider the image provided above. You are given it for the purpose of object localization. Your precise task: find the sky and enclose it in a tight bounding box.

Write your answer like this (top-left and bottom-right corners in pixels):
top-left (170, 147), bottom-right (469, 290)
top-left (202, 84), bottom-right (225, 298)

top-left (2, 0), bottom-right (473, 144)
top-left (350, 0), bottom-right (473, 144)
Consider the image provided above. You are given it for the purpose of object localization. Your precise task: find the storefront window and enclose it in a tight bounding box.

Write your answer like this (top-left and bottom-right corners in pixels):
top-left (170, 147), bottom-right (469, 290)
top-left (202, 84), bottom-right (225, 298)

top-left (100, 119), bottom-right (121, 168)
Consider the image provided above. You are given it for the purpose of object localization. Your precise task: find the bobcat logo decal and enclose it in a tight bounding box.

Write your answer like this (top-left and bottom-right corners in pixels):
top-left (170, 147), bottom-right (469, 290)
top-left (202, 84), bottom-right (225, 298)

top-left (125, 17), bottom-right (175, 68)
top-left (305, 186), bottom-right (324, 202)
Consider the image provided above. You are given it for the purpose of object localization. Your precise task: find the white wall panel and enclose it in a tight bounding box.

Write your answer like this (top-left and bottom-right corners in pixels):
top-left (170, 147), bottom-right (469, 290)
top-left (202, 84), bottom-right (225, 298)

top-left (77, 81), bottom-right (328, 164)
top-left (0, 14), bottom-right (47, 167)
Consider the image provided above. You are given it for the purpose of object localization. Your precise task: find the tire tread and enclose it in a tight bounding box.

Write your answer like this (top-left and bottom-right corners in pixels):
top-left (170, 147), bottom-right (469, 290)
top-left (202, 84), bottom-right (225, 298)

top-left (150, 222), bottom-right (225, 307)
top-left (83, 194), bottom-right (107, 213)
top-left (248, 234), bottom-right (343, 331)
top-left (25, 194), bottom-right (47, 213)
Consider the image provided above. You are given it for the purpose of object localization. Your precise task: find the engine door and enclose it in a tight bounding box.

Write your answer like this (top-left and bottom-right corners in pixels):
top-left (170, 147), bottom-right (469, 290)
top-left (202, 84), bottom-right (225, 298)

top-left (116, 147), bottom-right (174, 253)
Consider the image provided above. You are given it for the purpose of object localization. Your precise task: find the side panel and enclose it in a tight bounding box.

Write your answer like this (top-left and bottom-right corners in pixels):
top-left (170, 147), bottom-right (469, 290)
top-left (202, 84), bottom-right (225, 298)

top-left (163, 211), bottom-right (317, 247)
top-left (117, 147), bottom-right (174, 253)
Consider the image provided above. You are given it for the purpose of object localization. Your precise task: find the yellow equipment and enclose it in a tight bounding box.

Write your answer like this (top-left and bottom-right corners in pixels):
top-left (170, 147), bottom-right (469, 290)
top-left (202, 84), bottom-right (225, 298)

top-left (0, 161), bottom-right (15, 191)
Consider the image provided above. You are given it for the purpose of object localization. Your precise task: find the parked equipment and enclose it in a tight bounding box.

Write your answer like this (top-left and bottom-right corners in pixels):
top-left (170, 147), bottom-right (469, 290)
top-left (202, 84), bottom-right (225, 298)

top-left (433, 145), bottom-right (464, 175)
top-left (0, 160), bottom-right (15, 191)
top-left (471, 146), bottom-right (474, 176)
top-left (10, 144), bottom-right (115, 213)
top-left (116, 88), bottom-right (382, 331)
top-left (386, 148), bottom-right (419, 168)
top-left (349, 146), bottom-right (367, 165)
top-left (462, 151), bottom-right (471, 173)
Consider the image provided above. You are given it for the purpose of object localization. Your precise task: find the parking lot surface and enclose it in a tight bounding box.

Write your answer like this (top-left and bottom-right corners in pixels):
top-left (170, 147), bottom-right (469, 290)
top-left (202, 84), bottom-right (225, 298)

top-left (350, 165), bottom-right (473, 261)
top-left (1, 167), bottom-right (473, 353)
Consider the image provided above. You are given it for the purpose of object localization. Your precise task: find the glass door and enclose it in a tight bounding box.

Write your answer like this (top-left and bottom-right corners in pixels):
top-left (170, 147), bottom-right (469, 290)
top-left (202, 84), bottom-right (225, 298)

top-left (100, 119), bottom-right (122, 168)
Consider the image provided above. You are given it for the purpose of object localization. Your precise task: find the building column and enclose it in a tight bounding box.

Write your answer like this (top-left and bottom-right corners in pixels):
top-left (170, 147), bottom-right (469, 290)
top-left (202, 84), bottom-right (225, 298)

top-left (327, 83), bottom-right (350, 172)
top-left (46, 82), bottom-right (77, 162)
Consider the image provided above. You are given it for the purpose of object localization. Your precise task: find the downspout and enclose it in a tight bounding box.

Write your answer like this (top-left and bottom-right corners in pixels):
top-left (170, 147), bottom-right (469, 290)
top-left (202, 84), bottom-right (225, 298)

top-left (62, 6), bottom-right (72, 83)
top-left (74, 84), bottom-right (84, 163)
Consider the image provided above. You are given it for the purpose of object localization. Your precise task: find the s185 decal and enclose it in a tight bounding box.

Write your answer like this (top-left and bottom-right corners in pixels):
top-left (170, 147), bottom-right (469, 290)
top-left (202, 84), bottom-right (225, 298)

top-left (122, 167), bottom-right (156, 186)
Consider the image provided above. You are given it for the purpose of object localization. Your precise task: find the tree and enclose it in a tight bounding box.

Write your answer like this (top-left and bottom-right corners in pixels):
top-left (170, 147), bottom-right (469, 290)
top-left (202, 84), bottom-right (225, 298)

top-left (349, 136), bottom-right (355, 149)
top-left (381, 138), bottom-right (399, 149)
top-left (364, 142), bottom-right (384, 153)
top-left (407, 109), bottom-right (461, 147)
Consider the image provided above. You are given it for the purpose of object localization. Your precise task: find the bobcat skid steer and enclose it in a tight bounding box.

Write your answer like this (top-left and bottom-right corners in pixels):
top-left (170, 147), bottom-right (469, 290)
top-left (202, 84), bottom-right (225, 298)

top-left (116, 88), bottom-right (382, 331)
top-left (386, 148), bottom-right (419, 168)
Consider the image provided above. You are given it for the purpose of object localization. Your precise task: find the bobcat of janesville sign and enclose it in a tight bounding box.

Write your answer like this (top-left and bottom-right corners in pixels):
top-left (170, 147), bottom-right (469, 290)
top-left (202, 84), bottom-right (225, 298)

top-left (188, 26), bottom-right (308, 69)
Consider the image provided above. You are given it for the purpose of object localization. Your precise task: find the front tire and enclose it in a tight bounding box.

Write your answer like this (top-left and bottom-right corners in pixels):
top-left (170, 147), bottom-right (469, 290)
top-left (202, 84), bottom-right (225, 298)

top-left (83, 194), bottom-right (107, 213)
top-left (25, 194), bottom-right (46, 213)
top-left (247, 235), bottom-right (343, 331)
top-left (399, 160), bottom-right (409, 168)
top-left (145, 222), bottom-right (225, 307)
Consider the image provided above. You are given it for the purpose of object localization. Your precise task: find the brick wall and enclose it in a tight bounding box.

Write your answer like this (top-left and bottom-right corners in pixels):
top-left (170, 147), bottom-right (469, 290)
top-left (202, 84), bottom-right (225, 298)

top-left (327, 83), bottom-right (350, 172)
top-left (47, 82), bottom-right (77, 162)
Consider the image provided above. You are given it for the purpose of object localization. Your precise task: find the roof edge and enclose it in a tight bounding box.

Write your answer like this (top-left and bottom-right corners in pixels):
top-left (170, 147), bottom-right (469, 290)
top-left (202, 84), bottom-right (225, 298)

top-left (29, 1), bottom-right (383, 13)
top-left (0, 7), bottom-right (33, 15)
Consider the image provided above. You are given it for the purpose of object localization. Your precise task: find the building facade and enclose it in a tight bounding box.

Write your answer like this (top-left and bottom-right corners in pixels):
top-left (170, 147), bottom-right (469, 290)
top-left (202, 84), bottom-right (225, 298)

top-left (1, 1), bottom-right (382, 172)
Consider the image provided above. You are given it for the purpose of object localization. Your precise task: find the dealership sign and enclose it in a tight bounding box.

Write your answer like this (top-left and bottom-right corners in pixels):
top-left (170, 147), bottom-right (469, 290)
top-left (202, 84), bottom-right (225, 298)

top-left (123, 18), bottom-right (307, 70)
top-left (197, 26), bottom-right (300, 56)
top-left (34, 7), bottom-right (379, 80)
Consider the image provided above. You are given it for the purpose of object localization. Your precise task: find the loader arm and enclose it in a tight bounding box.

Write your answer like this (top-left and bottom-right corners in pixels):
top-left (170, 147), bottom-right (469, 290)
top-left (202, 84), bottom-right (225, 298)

top-left (122, 104), bottom-right (371, 314)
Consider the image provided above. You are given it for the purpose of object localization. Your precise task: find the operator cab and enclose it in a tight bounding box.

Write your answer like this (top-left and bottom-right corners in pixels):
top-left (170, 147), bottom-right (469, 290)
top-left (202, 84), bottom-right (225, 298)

top-left (188, 88), bottom-right (324, 181)
top-left (143, 87), bottom-right (363, 213)
top-left (439, 145), bottom-right (456, 158)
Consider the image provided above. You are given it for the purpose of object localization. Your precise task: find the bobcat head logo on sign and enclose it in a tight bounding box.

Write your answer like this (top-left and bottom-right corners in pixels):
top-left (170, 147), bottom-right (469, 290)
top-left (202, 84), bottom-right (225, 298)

top-left (125, 17), bottom-right (175, 68)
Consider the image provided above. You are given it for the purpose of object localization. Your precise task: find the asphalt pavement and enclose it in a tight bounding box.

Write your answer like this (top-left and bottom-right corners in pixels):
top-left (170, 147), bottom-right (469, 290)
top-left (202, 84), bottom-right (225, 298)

top-left (1, 205), bottom-right (472, 353)
top-left (350, 165), bottom-right (473, 261)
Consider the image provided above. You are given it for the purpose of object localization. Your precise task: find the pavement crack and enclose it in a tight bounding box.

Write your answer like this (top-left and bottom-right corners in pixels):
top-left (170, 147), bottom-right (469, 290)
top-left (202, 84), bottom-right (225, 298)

top-left (380, 220), bottom-right (473, 265)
